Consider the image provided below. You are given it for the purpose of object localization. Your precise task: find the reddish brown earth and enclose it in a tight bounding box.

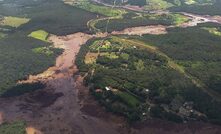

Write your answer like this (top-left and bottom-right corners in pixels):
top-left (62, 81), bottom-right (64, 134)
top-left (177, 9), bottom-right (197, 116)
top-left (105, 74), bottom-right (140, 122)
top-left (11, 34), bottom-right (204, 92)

top-left (112, 25), bottom-right (167, 36)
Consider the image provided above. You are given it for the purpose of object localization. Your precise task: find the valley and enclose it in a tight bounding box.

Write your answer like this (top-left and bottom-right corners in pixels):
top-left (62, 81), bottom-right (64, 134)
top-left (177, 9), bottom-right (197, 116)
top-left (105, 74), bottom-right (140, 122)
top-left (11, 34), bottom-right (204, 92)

top-left (0, 0), bottom-right (221, 134)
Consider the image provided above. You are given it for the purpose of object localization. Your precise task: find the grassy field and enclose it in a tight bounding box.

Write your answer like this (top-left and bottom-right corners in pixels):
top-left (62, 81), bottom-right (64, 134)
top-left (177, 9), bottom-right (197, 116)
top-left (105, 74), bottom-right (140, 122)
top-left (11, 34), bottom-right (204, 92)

top-left (0, 121), bottom-right (26, 134)
top-left (28, 30), bottom-right (49, 42)
top-left (0, 16), bottom-right (30, 28)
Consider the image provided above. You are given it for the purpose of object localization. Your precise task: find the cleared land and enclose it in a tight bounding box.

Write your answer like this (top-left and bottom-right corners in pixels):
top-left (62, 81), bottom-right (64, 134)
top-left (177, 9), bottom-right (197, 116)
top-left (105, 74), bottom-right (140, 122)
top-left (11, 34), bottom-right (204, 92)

top-left (28, 30), bottom-right (49, 42)
top-left (0, 16), bottom-right (30, 28)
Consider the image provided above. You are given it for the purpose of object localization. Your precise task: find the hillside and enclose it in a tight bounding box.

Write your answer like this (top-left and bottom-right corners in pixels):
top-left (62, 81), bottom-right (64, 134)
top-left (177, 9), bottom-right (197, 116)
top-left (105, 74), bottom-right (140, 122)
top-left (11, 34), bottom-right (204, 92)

top-left (0, 0), bottom-right (221, 134)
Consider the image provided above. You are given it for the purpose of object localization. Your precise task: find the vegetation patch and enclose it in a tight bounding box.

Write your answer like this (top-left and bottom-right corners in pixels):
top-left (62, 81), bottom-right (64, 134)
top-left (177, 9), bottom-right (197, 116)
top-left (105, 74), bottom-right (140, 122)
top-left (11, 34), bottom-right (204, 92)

top-left (0, 121), bottom-right (26, 134)
top-left (84, 52), bottom-right (119, 65)
top-left (0, 16), bottom-right (30, 28)
top-left (0, 82), bottom-right (45, 98)
top-left (0, 34), bottom-right (62, 96)
top-left (99, 0), bottom-right (220, 15)
top-left (127, 23), bottom-right (221, 124)
top-left (0, 32), bottom-right (6, 39)
top-left (202, 27), bottom-right (221, 36)
top-left (178, 61), bottom-right (221, 94)
top-left (184, 0), bottom-right (213, 5)
top-left (184, 0), bottom-right (197, 5)
top-left (77, 30), bottom-right (221, 124)
top-left (101, 0), bottom-right (147, 6)
top-left (169, 13), bottom-right (189, 25)
top-left (144, 0), bottom-right (174, 10)
top-left (95, 13), bottom-right (188, 32)
top-left (76, 36), bottom-right (204, 122)
top-left (169, 0), bottom-right (221, 15)
top-left (28, 30), bottom-right (49, 42)
top-left (32, 47), bottom-right (54, 56)
top-left (84, 52), bottom-right (99, 64)
top-left (116, 91), bottom-right (140, 108)
top-left (66, 0), bottom-right (127, 32)
top-left (135, 24), bottom-right (221, 62)
top-left (0, 0), bottom-right (95, 96)
top-left (65, 0), bottom-right (126, 17)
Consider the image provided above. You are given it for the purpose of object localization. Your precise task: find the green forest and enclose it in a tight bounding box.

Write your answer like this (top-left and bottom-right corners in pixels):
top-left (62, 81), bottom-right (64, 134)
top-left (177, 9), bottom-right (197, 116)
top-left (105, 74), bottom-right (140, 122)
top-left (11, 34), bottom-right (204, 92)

top-left (134, 23), bottom-right (221, 95)
top-left (76, 23), bottom-right (221, 124)
top-left (0, 0), bottom-right (98, 96)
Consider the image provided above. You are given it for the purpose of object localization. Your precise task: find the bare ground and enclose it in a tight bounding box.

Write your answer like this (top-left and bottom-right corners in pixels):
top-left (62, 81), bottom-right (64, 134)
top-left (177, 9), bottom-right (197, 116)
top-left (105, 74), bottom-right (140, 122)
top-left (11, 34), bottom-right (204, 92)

top-left (112, 25), bottom-right (167, 35)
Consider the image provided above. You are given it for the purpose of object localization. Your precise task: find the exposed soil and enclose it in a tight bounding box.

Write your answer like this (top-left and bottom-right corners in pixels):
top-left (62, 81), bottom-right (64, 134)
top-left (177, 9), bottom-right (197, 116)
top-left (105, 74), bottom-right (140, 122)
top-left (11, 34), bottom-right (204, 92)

top-left (112, 25), bottom-right (167, 35)
top-left (212, 16), bottom-right (221, 23)
top-left (178, 12), bottom-right (221, 27)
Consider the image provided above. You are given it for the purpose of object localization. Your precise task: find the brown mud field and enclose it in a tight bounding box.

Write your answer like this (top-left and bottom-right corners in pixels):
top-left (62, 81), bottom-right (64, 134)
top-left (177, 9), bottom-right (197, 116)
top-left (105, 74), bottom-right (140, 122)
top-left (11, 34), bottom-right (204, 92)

top-left (0, 32), bottom-right (127, 134)
top-left (112, 25), bottom-right (167, 36)
top-left (0, 32), bottom-right (221, 134)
